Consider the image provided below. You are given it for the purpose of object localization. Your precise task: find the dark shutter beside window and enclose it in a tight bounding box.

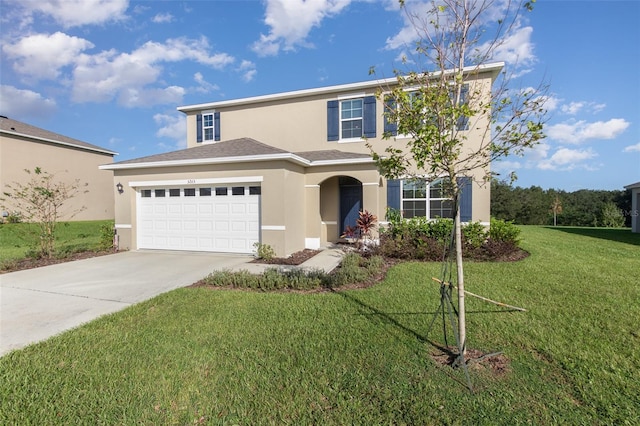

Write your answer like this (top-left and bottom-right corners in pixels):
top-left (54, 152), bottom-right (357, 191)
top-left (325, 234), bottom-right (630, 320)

top-left (327, 100), bottom-right (339, 141)
top-left (196, 114), bottom-right (203, 143)
top-left (456, 85), bottom-right (470, 131)
top-left (383, 96), bottom-right (398, 136)
top-left (214, 111), bottom-right (221, 141)
top-left (457, 177), bottom-right (472, 222)
top-left (363, 96), bottom-right (376, 138)
top-left (386, 179), bottom-right (401, 211)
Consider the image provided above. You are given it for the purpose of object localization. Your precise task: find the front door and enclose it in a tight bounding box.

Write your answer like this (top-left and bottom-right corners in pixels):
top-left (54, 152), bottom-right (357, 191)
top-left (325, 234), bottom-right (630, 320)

top-left (339, 177), bottom-right (362, 236)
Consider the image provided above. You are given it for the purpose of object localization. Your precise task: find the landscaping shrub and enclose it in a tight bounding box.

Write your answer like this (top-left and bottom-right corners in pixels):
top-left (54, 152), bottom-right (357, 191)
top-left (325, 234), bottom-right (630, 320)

top-left (488, 217), bottom-right (521, 245)
top-left (200, 253), bottom-right (384, 291)
top-left (462, 221), bottom-right (488, 249)
top-left (98, 222), bottom-right (115, 251)
top-left (253, 242), bottom-right (276, 261)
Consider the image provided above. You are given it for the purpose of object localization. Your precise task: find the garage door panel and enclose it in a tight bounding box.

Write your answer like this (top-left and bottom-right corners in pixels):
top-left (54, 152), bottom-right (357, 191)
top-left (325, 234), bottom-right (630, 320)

top-left (138, 185), bottom-right (260, 253)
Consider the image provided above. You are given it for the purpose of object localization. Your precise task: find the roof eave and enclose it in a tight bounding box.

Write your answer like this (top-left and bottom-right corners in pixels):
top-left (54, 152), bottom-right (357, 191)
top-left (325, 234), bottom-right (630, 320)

top-left (177, 62), bottom-right (505, 113)
top-left (1, 129), bottom-right (118, 156)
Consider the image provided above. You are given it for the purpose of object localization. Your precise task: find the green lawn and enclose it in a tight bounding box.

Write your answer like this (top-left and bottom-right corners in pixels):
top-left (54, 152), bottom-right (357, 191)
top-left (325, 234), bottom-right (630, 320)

top-left (1, 227), bottom-right (639, 424)
top-left (0, 220), bottom-right (111, 262)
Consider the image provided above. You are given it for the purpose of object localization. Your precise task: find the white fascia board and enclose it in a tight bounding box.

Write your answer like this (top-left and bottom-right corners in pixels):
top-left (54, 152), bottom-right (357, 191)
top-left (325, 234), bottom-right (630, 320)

top-left (129, 176), bottom-right (264, 188)
top-left (307, 158), bottom-right (375, 167)
top-left (1, 129), bottom-right (118, 156)
top-left (176, 62), bottom-right (505, 113)
top-left (101, 153), bottom-right (310, 170)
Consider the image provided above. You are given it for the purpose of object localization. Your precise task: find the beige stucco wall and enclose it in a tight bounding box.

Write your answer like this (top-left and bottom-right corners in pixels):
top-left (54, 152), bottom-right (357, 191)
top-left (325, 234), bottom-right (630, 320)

top-left (0, 134), bottom-right (114, 221)
top-left (112, 161), bottom-right (309, 256)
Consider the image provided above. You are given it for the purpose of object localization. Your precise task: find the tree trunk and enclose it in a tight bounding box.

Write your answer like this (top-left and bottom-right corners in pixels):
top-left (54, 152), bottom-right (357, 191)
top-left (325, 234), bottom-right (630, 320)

top-left (455, 198), bottom-right (466, 356)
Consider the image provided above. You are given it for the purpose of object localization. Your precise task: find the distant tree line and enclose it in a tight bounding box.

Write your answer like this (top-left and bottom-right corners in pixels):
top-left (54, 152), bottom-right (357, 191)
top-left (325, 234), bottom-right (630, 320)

top-left (491, 179), bottom-right (633, 227)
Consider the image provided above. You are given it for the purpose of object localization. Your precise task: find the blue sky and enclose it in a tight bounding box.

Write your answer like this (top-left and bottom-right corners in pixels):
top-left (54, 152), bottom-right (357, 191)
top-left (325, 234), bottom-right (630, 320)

top-left (1, 0), bottom-right (638, 191)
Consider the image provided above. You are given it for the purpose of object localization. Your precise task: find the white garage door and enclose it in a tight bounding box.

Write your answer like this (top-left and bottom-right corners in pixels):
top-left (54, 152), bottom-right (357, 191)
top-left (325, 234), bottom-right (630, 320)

top-left (137, 185), bottom-right (260, 253)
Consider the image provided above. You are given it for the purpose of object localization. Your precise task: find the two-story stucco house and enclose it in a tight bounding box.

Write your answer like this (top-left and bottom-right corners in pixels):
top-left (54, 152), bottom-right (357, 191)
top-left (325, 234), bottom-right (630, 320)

top-left (101, 62), bottom-right (503, 257)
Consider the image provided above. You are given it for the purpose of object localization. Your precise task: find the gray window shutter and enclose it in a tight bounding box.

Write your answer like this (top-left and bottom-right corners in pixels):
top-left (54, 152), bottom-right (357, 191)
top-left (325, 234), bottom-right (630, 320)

top-left (327, 100), bottom-right (339, 141)
top-left (363, 95), bottom-right (376, 138)
top-left (196, 114), bottom-right (203, 143)
top-left (383, 96), bottom-right (397, 136)
top-left (387, 179), bottom-right (401, 211)
top-left (214, 112), bottom-right (221, 141)
top-left (458, 177), bottom-right (472, 222)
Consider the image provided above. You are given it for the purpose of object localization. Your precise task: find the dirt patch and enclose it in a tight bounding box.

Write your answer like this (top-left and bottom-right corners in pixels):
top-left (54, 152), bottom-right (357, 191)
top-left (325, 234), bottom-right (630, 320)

top-left (1, 250), bottom-right (117, 274)
top-left (431, 347), bottom-right (511, 377)
top-left (250, 249), bottom-right (320, 265)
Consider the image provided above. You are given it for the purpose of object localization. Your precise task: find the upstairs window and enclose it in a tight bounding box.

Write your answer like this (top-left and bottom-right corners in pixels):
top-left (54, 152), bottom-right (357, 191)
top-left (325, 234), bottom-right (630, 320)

top-left (203, 113), bottom-right (215, 141)
top-left (340, 99), bottom-right (363, 139)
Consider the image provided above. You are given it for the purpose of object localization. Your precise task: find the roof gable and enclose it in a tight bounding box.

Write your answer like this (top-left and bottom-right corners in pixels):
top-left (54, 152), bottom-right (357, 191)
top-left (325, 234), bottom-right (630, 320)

top-left (0, 116), bottom-right (117, 156)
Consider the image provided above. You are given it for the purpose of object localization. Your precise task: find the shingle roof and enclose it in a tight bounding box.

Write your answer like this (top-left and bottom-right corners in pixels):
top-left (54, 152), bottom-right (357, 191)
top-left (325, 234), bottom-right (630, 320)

top-left (0, 116), bottom-right (117, 156)
top-left (112, 138), bottom-right (289, 165)
top-left (105, 138), bottom-right (374, 170)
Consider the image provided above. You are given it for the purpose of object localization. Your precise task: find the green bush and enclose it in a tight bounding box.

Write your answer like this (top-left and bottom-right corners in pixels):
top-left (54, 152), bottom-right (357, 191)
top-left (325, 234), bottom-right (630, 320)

top-left (253, 242), bottom-right (276, 260)
top-left (489, 217), bottom-right (521, 245)
top-left (99, 222), bottom-right (115, 251)
top-left (462, 221), bottom-right (487, 248)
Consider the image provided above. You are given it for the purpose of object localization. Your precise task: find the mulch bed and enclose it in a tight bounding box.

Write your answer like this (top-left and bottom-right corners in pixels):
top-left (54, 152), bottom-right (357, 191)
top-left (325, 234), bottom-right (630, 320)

top-left (250, 249), bottom-right (320, 265)
top-left (0, 250), bottom-right (117, 274)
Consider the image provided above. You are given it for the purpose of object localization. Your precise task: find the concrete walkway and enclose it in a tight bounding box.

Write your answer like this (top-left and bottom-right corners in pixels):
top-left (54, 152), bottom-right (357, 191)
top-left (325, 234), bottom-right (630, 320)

top-left (0, 247), bottom-right (344, 356)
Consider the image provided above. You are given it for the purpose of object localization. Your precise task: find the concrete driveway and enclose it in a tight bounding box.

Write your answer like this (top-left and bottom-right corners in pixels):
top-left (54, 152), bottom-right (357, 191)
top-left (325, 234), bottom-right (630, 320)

top-left (0, 250), bottom-right (252, 356)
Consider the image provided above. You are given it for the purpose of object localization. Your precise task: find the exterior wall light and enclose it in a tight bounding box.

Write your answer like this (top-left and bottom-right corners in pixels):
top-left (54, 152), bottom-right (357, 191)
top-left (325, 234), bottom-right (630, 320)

top-left (116, 182), bottom-right (124, 194)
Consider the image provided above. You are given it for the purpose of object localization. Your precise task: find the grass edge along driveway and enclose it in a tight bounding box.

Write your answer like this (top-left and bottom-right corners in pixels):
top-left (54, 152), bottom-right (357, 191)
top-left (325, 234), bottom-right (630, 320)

top-left (1, 226), bottom-right (638, 425)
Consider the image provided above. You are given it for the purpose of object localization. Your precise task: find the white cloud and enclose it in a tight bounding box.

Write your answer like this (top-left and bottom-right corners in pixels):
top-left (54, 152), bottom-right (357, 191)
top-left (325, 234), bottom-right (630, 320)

top-left (538, 147), bottom-right (597, 171)
top-left (154, 113), bottom-right (187, 150)
top-left (3, 32), bottom-right (94, 80)
top-left (193, 73), bottom-right (219, 94)
top-left (623, 142), bottom-right (640, 153)
top-left (152, 12), bottom-right (173, 23)
top-left (560, 101), bottom-right (607, 115)
top-left (489, 25), bottom-right (536, 68)
top-left (0, 85), bottom-right (57, 119)
top-left (252, 0), bottom-right (352, 57)
top-left (71, 37), bottom-right (234, 106)
top-left (546, 118), bottom-right (630, 144)
top-left (20, 0), bottom-right (129, 28)
top-left (237, 60), bottom-right (257, 82)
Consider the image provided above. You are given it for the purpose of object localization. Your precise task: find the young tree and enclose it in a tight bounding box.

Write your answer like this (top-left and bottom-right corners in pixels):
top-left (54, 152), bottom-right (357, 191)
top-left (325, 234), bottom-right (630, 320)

top-left (368, 0), bottom-right (547, 355)
top-left (550, 194), bottom-right (563, 226)
top-left (601, 202), bottom-right (625, 228)
top-left (1, 167), bottom-right (88, 258)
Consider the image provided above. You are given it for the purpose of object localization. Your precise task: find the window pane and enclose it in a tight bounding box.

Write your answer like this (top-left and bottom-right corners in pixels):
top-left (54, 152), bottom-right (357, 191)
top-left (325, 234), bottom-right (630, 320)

top-left (155, 189), bottom-right (165, 197)
top-left (232, 186), bottom-right (245, 196)
top-left (200, 187), bottom-right (212, 196)
top-left (203, 114), bottom-right (213, 127)
top-left (341, 99), bottom-right (363, 119)
top-left (204, 128), bottom-right (214, 140)
top-left (341, 119), bottom-right (363, 139)
top-left (403, 200), bottom-right (426, 219)
top-left (169, 189), bottom-right (180, 197)
top-left (184, 188), bottom-right (196, 197)
top-left (141, 189), bottom-right (151, 198)
top-left (215, 187), bottom-right (228, 196)
top-left (403, 180), bottom-right (426, 199)
top-left (249, 186), bottom-right (261, 195)
top-left (430, 200), bottom-right (454, 219)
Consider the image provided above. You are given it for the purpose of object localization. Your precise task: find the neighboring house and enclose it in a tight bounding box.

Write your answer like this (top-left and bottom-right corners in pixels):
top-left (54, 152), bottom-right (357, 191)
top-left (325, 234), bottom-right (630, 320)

top-left (0, 116), bottom-right (117, 221)
top-left (101, 62), bottom-right (503, 256)
top-left (624, 181), bottom-right (640, 233)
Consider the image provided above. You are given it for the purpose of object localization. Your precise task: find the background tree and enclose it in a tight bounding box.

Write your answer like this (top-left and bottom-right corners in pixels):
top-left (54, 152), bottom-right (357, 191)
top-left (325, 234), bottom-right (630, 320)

top-left (550, 194), bottom-right (563, 226)
top-left (601, 202), bottom-right (625, 228)
top-left (1, 167), bottom-right (88, 258)
top-left (369, 0), bottom-right (547, 355)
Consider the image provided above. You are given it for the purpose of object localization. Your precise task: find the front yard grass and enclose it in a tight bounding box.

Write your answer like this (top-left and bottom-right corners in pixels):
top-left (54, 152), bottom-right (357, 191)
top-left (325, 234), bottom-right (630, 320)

top-left (1, 226), bottom-right (639, 424)
top-left (0, 220), bottom-right (112, 267)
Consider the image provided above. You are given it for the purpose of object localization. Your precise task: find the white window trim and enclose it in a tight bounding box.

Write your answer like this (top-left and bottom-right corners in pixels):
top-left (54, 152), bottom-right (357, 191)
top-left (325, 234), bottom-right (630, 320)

top-left (400, 177), bottom-right (453, 220)
top-left (337, 93), bottom-right (366, 143)
top-left (201, 109), bottom-right (216, 143)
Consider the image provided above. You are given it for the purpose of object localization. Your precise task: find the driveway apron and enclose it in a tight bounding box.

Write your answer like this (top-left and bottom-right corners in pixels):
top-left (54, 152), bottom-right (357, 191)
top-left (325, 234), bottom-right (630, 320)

top-left (0, 250), bottom-right (252, 356)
